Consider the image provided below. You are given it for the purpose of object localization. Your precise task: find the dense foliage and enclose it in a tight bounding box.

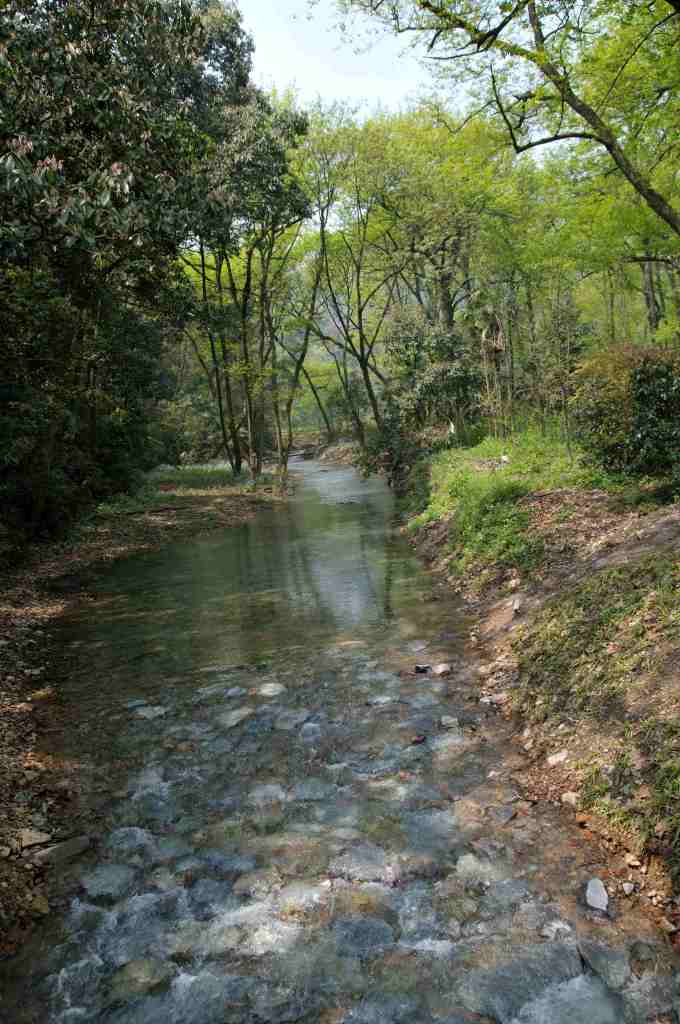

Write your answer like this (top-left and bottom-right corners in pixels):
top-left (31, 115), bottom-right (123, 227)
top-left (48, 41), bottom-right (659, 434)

top-left (3, 0), bottom-right (680, 557)
top-left (574, 350), bottom-right (680, 476)
top-left (1, 0), bottom-right (247, 543)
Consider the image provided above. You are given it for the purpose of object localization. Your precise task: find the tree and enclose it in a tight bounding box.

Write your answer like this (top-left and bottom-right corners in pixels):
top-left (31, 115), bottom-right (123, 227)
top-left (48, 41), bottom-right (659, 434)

top-left (0, 0), bottom-right (253, 538)
top-left (338, 0), bottom-right (680, 238)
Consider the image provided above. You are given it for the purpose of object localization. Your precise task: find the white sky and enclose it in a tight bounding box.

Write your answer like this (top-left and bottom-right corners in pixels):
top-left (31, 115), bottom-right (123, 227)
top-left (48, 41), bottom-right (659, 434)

top-left (240, 0), bottom-right (431, 112)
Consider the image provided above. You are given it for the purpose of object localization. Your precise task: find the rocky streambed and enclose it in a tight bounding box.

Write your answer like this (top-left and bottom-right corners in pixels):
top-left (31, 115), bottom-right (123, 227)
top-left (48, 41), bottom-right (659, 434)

top-left (1, 461), bottom-right (678, 1023)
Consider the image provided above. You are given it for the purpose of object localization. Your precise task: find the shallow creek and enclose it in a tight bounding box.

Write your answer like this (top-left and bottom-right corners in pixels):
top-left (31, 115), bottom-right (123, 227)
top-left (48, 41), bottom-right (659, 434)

top-left (2, 461), bottom-right (679, 1023)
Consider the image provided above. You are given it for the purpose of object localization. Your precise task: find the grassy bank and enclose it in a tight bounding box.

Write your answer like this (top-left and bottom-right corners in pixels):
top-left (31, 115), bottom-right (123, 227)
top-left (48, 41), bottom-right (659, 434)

top-left (406, 428), bottom-right (680, 899)
top-left (406, 430), bottom-right (617, 588)
top-left (66, 464), bottom-right (281, 560)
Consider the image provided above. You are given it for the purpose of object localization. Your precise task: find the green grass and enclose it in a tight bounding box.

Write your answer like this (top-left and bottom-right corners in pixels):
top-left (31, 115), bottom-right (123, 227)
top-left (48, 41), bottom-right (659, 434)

top-left (405, 429), bottom-right (614, 578)
top-left (68, 464), bottom-right (265, 538)
top-left (148, 465), bottom-right (243, 490)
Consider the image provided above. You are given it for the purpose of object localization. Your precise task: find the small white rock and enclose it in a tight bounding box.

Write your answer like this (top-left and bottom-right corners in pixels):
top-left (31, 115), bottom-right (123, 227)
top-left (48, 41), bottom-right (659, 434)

top-left (432, 663), bottom-right (452, 677)
top-left (585, 877), bottom-right (609, 911)
top-left (561, 791), bottom-right (579, 807)
top-left (258, 682), bottom-right (286, 698)
top-left (547, 749), bottom-right (569, 767)
top-left (135, 705), bottom-right (168, 720)
top-left (622, 882), bottom-right (635, 896)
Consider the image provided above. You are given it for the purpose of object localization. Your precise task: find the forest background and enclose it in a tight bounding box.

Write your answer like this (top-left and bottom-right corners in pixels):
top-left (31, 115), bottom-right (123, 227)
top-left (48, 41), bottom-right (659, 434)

top-left (2, 0), bottom-right (680, 557)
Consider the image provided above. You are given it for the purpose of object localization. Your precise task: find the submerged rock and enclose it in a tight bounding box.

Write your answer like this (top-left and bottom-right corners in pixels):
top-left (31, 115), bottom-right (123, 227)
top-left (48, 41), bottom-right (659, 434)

top-left (248, 783), bottom-right (288, 806)
top-left (330, 843), bottom-right (396, 884)
top-left (343, 995), bottom-right (424, 1023)
top-left (105, 827), bottom-right (156, 861)
top-left (275, 709), bottom-right (310, 731)
top-left (247, 919), bottom-right (302, 957)
top-left (258, 682), bottom-right (287, 698)
top-left (135, 705), bottom-right (168, 720)
top-left (292, 779), bottom-right (333, 801)
top-left (333, 915), bottom-right (395, 958)
top-left (509, 974), bottom-right (622, 1023)
top-left (81, 864), bottom-right (137, 903)
top-left (250, 981), bottom-right (312, 1023)
top-left (455, 852), bottom-right (507, 886)
top-left (579, 939), bottom-right (631, 990)
top-left (299, 721), bottom-right (323, 744)
top-left (456, 942), bottom-right (583, 1021)
top-left (108, 958), bottom-right (176, 1003)
top-left (226, 686), bottom-right (247, 698)
top-left (218, 706), bottom-right (254, 729)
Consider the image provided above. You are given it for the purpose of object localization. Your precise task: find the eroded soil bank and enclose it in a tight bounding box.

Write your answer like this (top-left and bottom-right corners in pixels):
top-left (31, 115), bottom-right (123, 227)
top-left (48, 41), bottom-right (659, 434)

top-left (1, 460), bottom-right (680, 1023)
top-left (0, 473), bottom-right (277, 956)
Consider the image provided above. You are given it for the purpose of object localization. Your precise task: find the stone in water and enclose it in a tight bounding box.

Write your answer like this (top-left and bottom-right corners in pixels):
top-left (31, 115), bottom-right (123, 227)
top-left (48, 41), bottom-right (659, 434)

top-left (258, 682), bottom-right (286, 697)
top-left (135, 705), bottom-right (168, 720)
top-left (218, 706), bottom-right (254, 729)
top-left (432, 663), bottom-right (452, 677)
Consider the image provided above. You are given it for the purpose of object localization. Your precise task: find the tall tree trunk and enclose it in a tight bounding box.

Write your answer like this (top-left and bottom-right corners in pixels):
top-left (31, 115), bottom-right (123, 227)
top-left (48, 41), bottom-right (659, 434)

top-left (199, 241), bottom-right (235, 470)
top-left (302, 366), bottom-right (334, 442)
top-left (642, 257), bottom-right (662, 334)
top-left (606, 270), bottom-right (617, 343)
top-left (437, 269), bottom-right (454, 328)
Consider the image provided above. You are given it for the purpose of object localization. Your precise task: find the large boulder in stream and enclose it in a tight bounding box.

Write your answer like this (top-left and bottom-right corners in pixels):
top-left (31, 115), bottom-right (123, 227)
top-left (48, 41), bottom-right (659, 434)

top-left (455, 942), bottom-right (584, 1021)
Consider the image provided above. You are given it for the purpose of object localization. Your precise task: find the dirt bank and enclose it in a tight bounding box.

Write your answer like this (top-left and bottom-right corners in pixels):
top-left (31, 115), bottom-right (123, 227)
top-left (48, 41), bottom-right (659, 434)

top-left (0, 472), bottom-right (279, 957)
top-left (410, 482), bottom-right (680, 946)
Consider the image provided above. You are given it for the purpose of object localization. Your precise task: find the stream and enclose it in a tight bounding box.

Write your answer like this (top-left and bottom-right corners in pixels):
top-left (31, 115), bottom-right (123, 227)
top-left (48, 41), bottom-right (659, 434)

top-left (2, 460), bottom-right (679, 1023)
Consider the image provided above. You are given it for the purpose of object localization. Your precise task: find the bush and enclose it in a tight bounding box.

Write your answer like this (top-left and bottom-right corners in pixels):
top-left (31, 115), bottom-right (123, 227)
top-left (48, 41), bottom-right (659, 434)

top-left (573, 346), bottom-right (680, 477)
top-left (355, 399), bottom-right (420, 486)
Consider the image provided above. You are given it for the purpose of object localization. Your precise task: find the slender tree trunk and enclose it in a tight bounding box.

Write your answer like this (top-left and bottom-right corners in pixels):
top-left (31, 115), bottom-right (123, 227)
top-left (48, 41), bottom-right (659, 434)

top-left (199, 242), bottom-right (235, 470)
top-left (655, 262), bottom-right (667, 322)
top-left (213, 254), bottom-right (242, 474)
top-left (359, 355), bottom-right (383, 433)
top-left (606, 270), bottom-right (617, 342)
top-left (302, 366), bottom-right (334, 442)
top-left (666, 267), bottom-right (680, 340)
top-left (437, 268), bottom-right (454, 328)
top-left (642, 257), bottom-right (662, 334)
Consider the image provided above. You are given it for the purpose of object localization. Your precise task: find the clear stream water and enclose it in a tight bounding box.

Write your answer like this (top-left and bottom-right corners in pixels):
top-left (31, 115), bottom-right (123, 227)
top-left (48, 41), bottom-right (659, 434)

top-left (2, 461), bottom-right (678, 1023)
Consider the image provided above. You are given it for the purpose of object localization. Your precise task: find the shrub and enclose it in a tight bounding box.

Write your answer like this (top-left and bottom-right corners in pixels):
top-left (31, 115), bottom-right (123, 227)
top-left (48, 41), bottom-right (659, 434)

top-left (572, 346), bottom-right (680, 476)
